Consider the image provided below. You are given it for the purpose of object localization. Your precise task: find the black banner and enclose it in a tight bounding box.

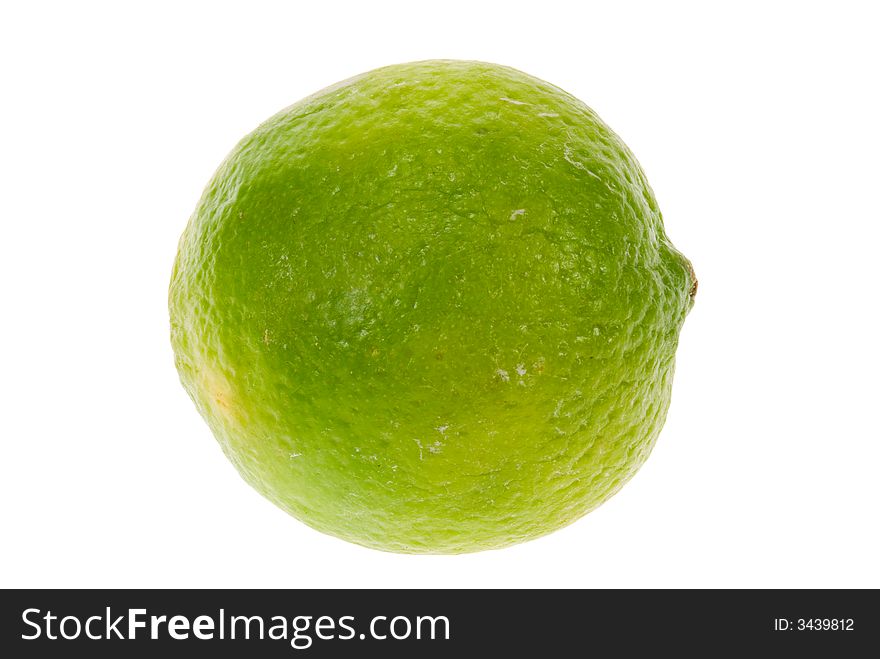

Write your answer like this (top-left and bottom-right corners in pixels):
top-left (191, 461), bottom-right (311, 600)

top-left (1, 589), bottom-right (877, 656)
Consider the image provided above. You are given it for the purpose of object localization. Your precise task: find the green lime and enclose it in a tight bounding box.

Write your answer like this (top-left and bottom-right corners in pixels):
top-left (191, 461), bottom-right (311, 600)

top-left (170, 60), bottom-right (695, 553)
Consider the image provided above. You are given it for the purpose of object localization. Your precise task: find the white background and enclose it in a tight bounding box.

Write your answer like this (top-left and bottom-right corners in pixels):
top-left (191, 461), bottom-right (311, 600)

top-left (2, 1), bottom-right (878, 588)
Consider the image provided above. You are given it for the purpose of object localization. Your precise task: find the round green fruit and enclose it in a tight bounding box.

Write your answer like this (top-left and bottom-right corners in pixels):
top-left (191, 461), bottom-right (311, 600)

top-left (169, 60), bottom-right (696, 554)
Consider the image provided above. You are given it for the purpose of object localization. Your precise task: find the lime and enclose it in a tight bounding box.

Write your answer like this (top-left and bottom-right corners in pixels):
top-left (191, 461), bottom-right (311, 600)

top-left (169, 60), bottom-right (695, 553)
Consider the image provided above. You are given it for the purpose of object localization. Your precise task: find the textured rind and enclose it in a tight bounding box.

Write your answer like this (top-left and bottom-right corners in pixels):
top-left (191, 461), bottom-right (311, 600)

top-left (169, 60), bottom-right (694, 553)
